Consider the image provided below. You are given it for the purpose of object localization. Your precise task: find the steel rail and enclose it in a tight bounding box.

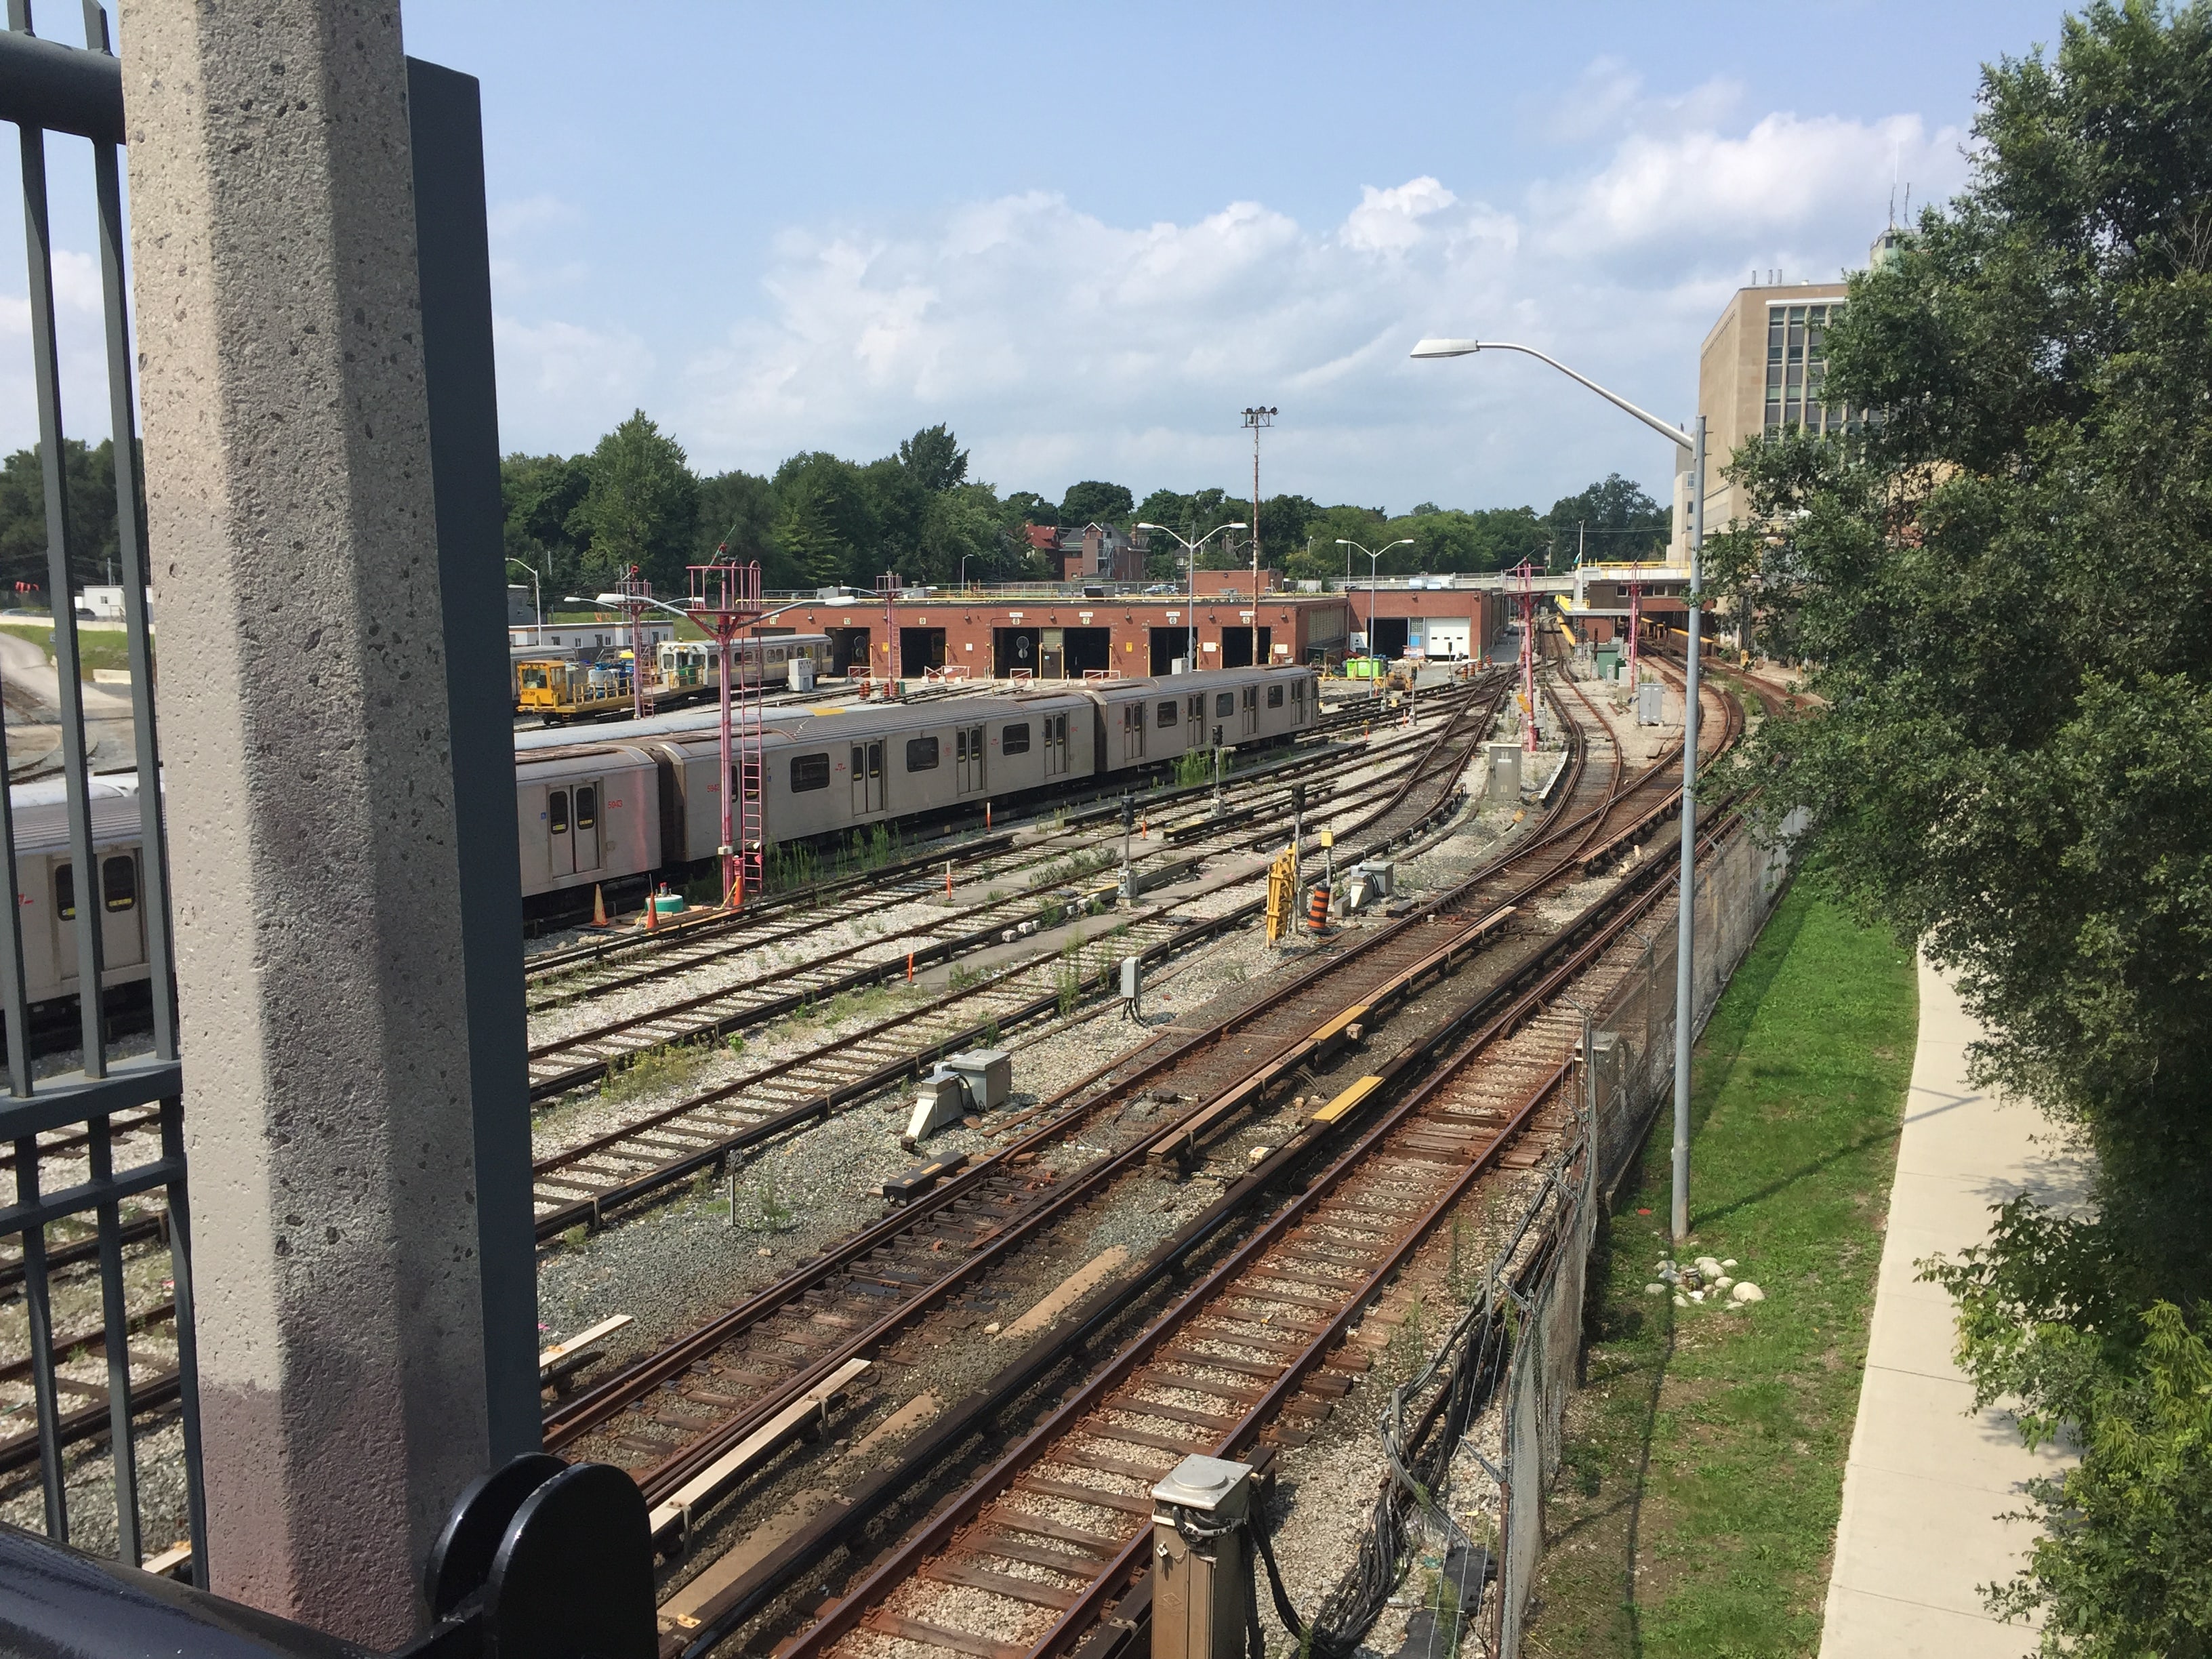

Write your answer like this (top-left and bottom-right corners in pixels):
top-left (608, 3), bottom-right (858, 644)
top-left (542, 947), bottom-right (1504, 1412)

top-left (711, 784), bottom-right (1753, 1659)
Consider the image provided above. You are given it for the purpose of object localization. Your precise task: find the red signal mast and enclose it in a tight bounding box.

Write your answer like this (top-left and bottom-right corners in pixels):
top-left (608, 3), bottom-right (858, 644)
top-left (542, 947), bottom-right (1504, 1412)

top-left (685, 556), bottom-right (767, 908)
top-left (615, 565), bottom-right (655, 722)
top-left (1511, 557), bottom-right (1540, 754)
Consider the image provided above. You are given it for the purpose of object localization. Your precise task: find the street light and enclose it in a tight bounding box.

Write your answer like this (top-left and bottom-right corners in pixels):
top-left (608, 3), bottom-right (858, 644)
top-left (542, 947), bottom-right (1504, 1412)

top-left (505, 558), bottom-right (544, 630)
top-left (1136, 521), bottom-right (1246, 672)
top-left (1412, 335), bottom-right (1708, 1246)
top-left (1336, 537), bottom-right (1411, 692)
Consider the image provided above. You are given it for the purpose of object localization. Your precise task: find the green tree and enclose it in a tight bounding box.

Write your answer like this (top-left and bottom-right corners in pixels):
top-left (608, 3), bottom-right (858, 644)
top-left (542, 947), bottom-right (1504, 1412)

top-left (695, 468), bottom-right (791, 585)
top-left (500, 451), bottom-right (591, 593)
top-left (0, 438), bottom-right (127, 600)
top-left (1544, 472), bottom-right (1671, 566)
top-left (772, 451), bottom-right (873, 590)
top-left (569, 412), bottom-right (699, 592)
top-left (897, 422), bottom-right (969, 491)
top-left (1727, 6), bottom-right (2212, 1645)
top-left (1057, 479), bottom-right (1133, 525)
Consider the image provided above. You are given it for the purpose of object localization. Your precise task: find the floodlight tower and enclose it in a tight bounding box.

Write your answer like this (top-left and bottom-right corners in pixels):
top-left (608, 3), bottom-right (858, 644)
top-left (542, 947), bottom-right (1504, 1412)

top-left (686, 557), bottom-right (768, 907)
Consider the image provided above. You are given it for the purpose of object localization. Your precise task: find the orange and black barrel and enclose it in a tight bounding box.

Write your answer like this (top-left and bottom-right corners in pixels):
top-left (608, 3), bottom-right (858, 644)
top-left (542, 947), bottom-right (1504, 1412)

top-left (1307, 884), bottom-right (1331, 932)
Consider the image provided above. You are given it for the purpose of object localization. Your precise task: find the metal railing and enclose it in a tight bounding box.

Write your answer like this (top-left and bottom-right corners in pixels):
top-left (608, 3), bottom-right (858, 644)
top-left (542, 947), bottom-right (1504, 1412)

top-left (0, 2), bottom-right (200, 1580)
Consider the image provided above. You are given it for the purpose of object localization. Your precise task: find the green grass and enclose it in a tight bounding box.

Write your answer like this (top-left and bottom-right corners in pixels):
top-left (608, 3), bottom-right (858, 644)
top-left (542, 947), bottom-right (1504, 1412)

top-left (1524, 880), bottom-right (1918, 1659)
top-left (0, 621), bottom-right (141, 679)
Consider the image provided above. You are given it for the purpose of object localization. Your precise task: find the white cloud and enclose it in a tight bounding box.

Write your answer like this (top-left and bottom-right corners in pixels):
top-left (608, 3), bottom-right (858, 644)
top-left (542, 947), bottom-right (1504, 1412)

top-left (1341, 178), bottom-right (1459, 255)
top-left (594, 87), bottom-right (1967, 508)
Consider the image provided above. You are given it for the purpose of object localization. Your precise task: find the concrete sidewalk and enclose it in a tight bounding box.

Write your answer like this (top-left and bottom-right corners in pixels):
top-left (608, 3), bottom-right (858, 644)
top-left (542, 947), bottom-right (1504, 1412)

top-left (1820, 954), bottom-right (2089, 1657)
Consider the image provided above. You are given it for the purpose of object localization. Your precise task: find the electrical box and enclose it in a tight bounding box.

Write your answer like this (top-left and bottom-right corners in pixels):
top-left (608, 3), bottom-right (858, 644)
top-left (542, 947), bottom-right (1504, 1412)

top-left (1121, 956), bottom-right (1143, 1006)
top-left (943, 1049), bottom-right (1012, 1113)
top-left (1637, 680), bottom-right (1664, 726)
top-left (790, 655), bottom-right (816, 693)
top-left (904, 1068), bottom-right (971, 1143)
top-left (1354, 860), bottom-right (1395, 899)
top-left (1151, 1456), bottom-right (1255, 1659)
top-left (1484, 741), bottom-right (1522, 805)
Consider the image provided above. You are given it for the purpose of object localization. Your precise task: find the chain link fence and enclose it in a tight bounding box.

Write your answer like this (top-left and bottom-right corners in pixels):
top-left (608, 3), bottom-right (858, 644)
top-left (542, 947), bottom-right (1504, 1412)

top-left (1492, 811), bottom-right (1804, 1655)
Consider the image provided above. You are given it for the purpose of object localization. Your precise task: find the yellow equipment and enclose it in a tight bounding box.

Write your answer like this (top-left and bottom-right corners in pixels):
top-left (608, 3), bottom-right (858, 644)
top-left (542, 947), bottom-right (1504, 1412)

top-left (1264, 845), bottom-right (1299, 945)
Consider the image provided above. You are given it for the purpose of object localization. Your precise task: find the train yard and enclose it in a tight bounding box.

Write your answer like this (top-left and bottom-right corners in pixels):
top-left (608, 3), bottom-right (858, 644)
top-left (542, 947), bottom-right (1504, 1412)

top-left (0, 653), bottom-right (1797, 1651)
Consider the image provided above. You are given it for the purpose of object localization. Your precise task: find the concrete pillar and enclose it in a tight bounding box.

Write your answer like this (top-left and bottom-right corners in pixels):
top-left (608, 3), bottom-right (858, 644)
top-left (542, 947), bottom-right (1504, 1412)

top-left (122, 2), bottom-right (487, 1642)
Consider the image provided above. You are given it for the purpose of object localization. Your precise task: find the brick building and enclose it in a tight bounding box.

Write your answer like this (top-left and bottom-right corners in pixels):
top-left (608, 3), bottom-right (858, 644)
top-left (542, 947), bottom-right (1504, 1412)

top-left (787, 585), bottom-right (1356, 680)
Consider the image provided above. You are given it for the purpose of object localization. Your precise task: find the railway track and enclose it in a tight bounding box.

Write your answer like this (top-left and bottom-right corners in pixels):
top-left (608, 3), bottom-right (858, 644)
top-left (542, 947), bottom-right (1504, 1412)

top-left (520, 685), bottom-right (1500, 1099)
top-left (521, 682), bottom-right (1477, 994)
top-left (525, 686), bottom-right (1509, 1235)
top-left (764, 809), bottom-right (1723, 1659)
top-left (520, 692), bottom-right (1476, 1036)
top-left (529, 670), bottom-right (1727, 1606)
top-left (645, 684), bottom-right (1746, 1658)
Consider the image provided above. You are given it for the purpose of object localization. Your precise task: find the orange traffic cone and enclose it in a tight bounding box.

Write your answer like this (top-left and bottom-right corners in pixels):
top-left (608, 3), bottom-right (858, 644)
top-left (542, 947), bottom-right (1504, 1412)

top-left (590, 884), bottom-right (607, 928)
top-left (643, 886), bottom-right (659, 931)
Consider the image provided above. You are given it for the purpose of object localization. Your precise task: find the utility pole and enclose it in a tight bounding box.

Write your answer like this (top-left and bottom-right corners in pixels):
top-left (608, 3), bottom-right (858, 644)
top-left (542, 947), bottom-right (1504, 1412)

top-left (1242, 406), bottom-right (1276, 668)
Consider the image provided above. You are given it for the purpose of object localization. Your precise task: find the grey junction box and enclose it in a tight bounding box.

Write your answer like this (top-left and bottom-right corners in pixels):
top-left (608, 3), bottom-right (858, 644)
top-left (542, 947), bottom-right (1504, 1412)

top-left (1151, 1455), bottom-right (1256, 1659)
top-left (944, 1049), bottom-right (1011, 1113)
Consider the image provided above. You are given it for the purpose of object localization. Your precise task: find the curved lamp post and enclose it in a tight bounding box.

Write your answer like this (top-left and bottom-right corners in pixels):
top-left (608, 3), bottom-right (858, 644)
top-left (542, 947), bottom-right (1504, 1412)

top-left (1411, 337), bottom-right (1707, 1245)
top-left (1336, 537), bottom-right (1411, 693)
top-left (1135, 521), bottom-right (1246, 672)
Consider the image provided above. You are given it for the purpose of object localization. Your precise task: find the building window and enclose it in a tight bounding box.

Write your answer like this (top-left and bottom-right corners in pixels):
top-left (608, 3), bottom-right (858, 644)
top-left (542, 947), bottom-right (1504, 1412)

top-left (905, 736), bottom-right (940, 771)
top-left (1001, 722), bottom-right (1031, 754)
top-left (1765, 301), bottom-right (1856, 436)
top-left (791, 753), bottom-right (832, 792)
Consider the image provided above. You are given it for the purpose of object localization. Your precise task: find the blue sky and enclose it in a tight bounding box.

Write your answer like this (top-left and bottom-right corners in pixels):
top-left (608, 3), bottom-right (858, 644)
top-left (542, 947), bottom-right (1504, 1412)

top-left (12, 2), bottom-right (2070, 518)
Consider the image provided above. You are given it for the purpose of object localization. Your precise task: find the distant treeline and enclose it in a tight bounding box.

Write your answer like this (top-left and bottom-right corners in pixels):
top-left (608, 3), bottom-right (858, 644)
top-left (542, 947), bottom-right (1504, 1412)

top-left (0, 418), bottom-right (1672, 609)
top-left (501, 413), bottom-right (1673, 601)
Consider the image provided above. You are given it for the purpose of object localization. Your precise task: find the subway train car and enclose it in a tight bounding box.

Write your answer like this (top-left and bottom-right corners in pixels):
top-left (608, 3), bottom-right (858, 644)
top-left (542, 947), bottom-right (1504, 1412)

top-left (513, 741), bottom-right (661, 899)
top-left (21, 669), bottom-right (1317, 952)
top-left (11, 773), bottom-right (157, 1008)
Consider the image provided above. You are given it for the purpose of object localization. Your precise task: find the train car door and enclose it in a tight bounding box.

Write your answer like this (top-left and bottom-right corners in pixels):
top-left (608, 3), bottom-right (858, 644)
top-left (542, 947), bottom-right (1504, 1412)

top-left (1187, 693), bottom-right (1204, 752)
top-left (100, 853), bottom-right (146, 972)
top-left (573, 782), bottom-right (602, 872)
top-left (1044, 712), bottom-right (1070, 777)
top-left (1241, 684), bottom-right (1259, 737)
top-left (548, 787), bottom-right (574, 877)
top-left (851, 740), bottom-right (885, 813)
top-left (1122, 703), bottom-right (1145, 762)
top-left (956, 724), bottom-right (986, 792)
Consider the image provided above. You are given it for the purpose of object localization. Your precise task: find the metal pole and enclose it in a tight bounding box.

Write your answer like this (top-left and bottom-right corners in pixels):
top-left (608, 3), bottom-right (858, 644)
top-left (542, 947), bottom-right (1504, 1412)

top-left (1251, 426), bottom-right (1261, 668)
top-left (1670, 415), bottom-right (1705, 1244)
top-left (1368, 553), bottom-right (1378, 699)
top-left (718, 626), bottom-right (736, 906)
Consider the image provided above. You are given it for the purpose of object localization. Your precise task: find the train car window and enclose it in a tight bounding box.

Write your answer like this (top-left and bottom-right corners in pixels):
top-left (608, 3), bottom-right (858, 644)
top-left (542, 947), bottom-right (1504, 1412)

top-left (548, 790), bottom-right (570, 834)
top-left (102, 856), bottom-right (136, 912)
top-left (905, 736), bottom-right (940, 771)
top-left (1214, 693), bottom-right (1234, 717)
top-left (1001, 722), bottom-right (1031, 754)
top-left (575, 785), bottom-right (597, 828)
top-left (1156, 700), bottom-right (1176, 727)
top-left (1268, 684), bottom-right (1284, 708)
top-left (791, 753), bottom-right (832, 792)
top-left (54, 863), bottom-right (73, 920)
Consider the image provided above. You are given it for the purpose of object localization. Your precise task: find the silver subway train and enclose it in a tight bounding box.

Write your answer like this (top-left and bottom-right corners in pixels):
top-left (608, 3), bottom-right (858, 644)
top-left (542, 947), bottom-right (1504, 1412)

top-left (510, 665), bottom-right (1317, 901)
top-left (10, 665), bottom-right (1315, 1006)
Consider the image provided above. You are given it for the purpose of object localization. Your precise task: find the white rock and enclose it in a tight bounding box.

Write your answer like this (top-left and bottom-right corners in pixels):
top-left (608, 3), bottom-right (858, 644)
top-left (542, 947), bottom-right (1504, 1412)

top-left (1673, 1294), bottom-right (1689, 1307)
top-left (1643, 1283), bottom-right (1665, 1296)
top-left (1732, 1282), bottom-right (1765, 1303)
top-left (1713, 1276), bottom-right (1733, 1291)
top-left (1721, 1258), bottom-right (1738, 1269)
top-left (983, 1321), bottom-right (1002, 1335)
top-left (1689, 1290), bottom-right (1704, 1302)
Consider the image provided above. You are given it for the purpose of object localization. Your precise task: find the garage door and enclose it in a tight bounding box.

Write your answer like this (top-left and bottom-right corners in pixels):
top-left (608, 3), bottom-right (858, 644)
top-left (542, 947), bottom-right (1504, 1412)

top-left (1428, 617), bottom-right (1472, 658)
